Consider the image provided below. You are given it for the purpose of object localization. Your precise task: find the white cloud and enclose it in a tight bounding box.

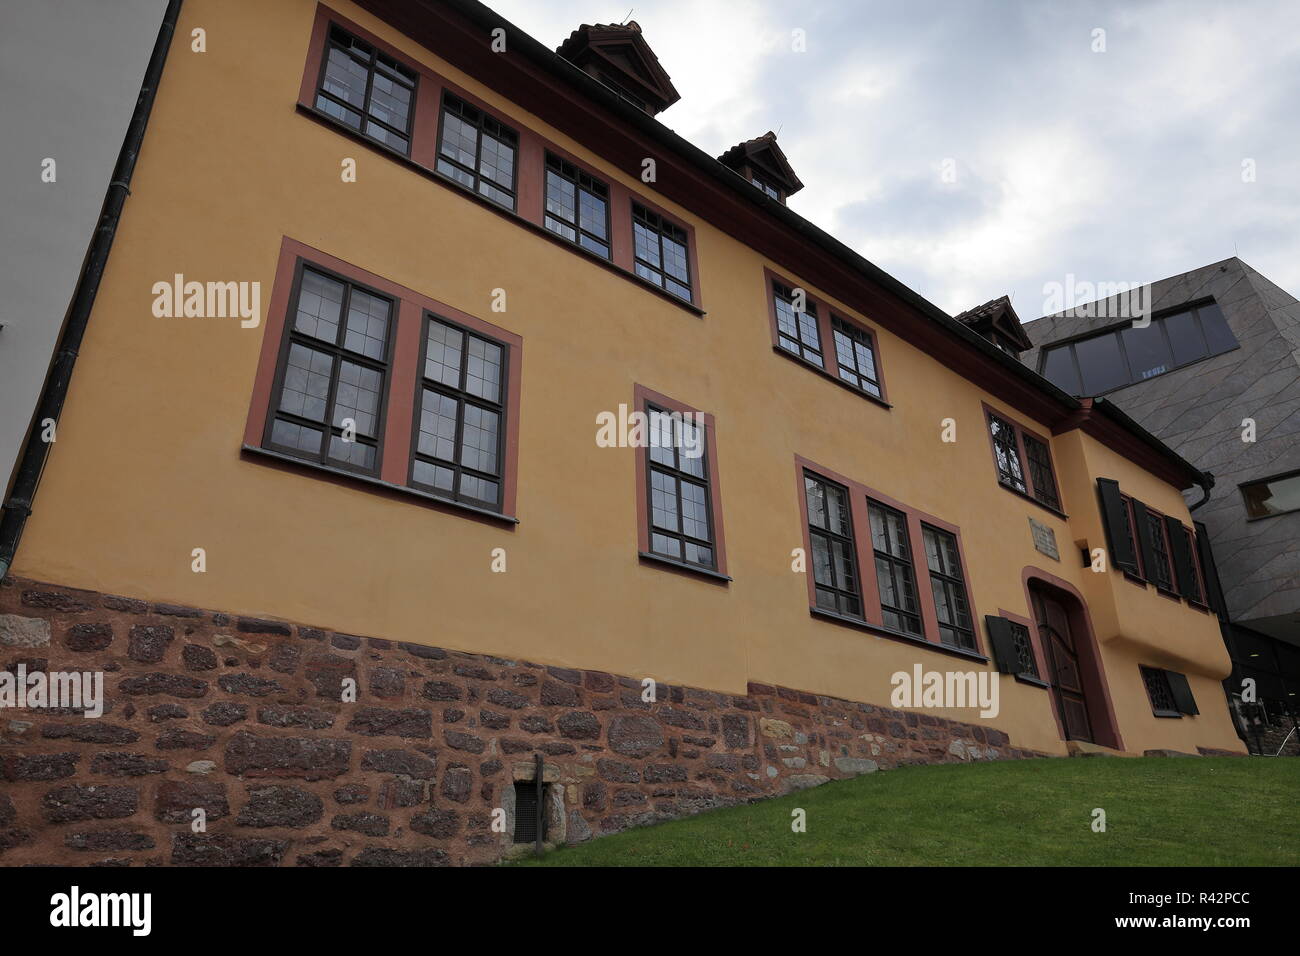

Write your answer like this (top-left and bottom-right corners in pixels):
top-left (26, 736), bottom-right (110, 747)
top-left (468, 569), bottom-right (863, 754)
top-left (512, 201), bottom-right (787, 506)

top-left (489, 0), bottom-right (1300, 312)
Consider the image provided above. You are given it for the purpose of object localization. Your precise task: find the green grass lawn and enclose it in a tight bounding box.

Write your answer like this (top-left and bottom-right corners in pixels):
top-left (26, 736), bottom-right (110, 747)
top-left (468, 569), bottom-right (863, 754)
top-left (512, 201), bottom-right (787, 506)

top-left (516, 758), bottom-right (1298, 866)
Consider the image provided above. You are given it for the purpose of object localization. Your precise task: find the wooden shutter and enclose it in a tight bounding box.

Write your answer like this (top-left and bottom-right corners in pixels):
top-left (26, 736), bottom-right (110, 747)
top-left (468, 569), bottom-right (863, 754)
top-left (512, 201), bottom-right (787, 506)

top-left (985, 616), bottom-right (1020, 675)
top-left (1096, 479), bottom-right (1138, 574)
top-left (1130, 498), bottom-right (1157, 582)
top-left (1193, 520), bottom-right (1227, 617)
top-left (1165, 515), bottom-right (1198, 600)
top-left (1165, 670), bottom-right (1199, 715)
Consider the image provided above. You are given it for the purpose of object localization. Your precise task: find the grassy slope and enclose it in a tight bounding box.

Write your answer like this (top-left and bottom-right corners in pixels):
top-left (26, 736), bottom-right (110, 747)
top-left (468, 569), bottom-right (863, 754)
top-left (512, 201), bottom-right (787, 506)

top-left (517, 758), bottom-right (1298, 866)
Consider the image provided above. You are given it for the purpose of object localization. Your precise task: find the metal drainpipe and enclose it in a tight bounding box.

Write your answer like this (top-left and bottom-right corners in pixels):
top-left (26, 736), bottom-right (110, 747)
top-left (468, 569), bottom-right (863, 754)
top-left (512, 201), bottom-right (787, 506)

top-left (1189, 471), bottom-right (1216, 511)
top-left (0, 0), bottom-right (183, 580)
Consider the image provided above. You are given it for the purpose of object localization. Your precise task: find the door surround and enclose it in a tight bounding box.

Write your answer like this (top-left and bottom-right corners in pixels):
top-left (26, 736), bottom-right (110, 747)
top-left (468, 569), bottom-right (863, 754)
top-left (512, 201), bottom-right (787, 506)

top-left (1020, 567), bottom-right (1124, 751)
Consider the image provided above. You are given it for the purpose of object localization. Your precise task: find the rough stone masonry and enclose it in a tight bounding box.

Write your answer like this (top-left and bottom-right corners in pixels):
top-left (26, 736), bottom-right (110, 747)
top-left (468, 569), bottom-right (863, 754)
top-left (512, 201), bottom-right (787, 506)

top-left (0, 576), bottom-right (1047, 866)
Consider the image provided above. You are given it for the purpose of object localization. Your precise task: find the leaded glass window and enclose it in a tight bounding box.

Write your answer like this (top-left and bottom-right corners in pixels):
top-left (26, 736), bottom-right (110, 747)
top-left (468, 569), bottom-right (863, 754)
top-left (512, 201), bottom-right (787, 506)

top-left (411, 316), bottom-right (508, 510)
top-left (436, 93), bottom-right (518, 210)
top-left (922, 525), bottom-right (975, 650)
top-left (646, 406), bottom-right (715, 568)
top-left (868, 500), bottom-right (921, 635)
top-left (268, 266), bottom-right (392, 475)
top-left (804, 472), bottom-right (861, 617)
top-left (315, 24), bottom-right (416, 154)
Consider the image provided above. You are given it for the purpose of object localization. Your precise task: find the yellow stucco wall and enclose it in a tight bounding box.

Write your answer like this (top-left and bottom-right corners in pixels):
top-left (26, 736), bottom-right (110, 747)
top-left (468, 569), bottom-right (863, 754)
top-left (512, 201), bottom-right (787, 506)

top-left (11, 0), bottom-right (1242, 756)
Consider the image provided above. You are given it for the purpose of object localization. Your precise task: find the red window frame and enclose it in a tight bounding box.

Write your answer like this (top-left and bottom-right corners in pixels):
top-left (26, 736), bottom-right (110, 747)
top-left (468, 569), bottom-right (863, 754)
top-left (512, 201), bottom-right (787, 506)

top-left (632, 384), bottom-right (729, 581)
top-left (794, 455), bottom-right (984, 659)
top-left (763, 269), bottom-right (890, 408)
top-left (981, 403), bottom-right (1065, 515)
top-left (243, 236), bottom-right (523, 521)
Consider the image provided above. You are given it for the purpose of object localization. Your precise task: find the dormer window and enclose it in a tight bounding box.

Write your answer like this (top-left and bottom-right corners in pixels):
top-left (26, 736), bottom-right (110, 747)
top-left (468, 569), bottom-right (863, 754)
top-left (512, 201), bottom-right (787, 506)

top-left (952, 295), bottom-right (1033, 358)
top-left (556, 22), bottom-right (680, 116)
top-left (718, 131), bottom-right (803, 206)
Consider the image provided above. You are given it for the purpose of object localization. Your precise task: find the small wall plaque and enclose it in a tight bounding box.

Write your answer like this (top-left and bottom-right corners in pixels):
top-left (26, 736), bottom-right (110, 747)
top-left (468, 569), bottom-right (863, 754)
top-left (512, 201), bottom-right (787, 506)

top-left (1029, 517), bottom-right (1060, 561)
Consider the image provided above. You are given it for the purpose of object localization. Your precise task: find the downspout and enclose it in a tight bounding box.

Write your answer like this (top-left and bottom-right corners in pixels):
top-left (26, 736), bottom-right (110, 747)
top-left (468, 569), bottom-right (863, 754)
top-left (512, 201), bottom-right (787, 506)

top-left (0, 0), bottom-right (183, 580)
top-left (1188, 470), bottom-right (1215, 511)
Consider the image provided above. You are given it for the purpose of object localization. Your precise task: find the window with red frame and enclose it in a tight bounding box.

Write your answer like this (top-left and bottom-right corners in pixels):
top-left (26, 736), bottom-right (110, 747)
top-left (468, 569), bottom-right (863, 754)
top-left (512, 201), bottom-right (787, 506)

top-left (985, 410), bottom-right (1061, 511)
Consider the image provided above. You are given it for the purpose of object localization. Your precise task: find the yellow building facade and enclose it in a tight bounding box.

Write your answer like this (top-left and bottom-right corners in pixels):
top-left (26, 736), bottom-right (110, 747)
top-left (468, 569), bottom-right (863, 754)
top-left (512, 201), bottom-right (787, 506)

top-left (0, 0), bottom-right (1245, 865)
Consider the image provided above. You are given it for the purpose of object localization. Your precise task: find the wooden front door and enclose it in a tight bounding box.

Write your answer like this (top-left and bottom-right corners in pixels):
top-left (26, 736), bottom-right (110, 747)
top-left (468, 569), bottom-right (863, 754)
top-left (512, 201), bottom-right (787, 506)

top-left (1031, 586), bottom-right (1094, 742)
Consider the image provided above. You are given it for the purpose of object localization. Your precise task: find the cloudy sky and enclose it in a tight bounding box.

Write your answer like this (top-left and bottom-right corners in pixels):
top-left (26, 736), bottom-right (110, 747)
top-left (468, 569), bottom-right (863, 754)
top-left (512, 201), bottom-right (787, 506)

top-left (492, 0), bottom-right (1300, 318)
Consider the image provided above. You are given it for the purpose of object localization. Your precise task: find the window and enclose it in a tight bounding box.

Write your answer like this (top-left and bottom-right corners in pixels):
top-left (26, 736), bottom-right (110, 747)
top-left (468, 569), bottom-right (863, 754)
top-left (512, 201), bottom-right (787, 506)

top-left (1038, 301), bottom-right (1238, 396)
top-left (1008, 621), bottom-right (1039, 679)
top-left (804, 472), bottom-right (861, 617)
top-left (1241, 470), bottom-right (1300, 519)
top-left (1141, 666), bottom-right (1179, 715)
top-left (922, 525), bottom-right (975, 650)
top-left (412, 316), bottom-right (508, 510)
top-left (249, 243), bottom-right (524, 521)
top-left (798, 459), bottom-right (982, 655)
top-left (266, 266), bottom-right (393, 475)
top-left (867, 500), bottom-right (921, 635)
top-left (1141, 666), bottom-right (1198, 717)
top-left (773, 281), bottom-right (823, 366)
top-left (1041, 345), bottom-right (1081, 394)
top-left (315, 24), bottom-right (416, 154)
top-left (750, 173), bottom-right (780, 200)
top-left (645, 405), bottom-right (717, 569)
top-left (987, 412), bottom-right (1026, 493)
top-left (436, 93), bottom-right (518, 210)
top-left (1022, 434), bottom-right (1060, 511)
top-left (1119, 321), bottom-right (1173, 381)
top-left (543, 154), bottom-right (610, 259)
top-left (832, 318), bottom-right (882, 399)
top-left (1073, 332), bottom-right (1128, 394)
top-left (985, 409), bottom-right (1061, 511)
top-left (632, 204), bottom-right (692, 301)
top-left (987, 616), bottom-right (1040, 680)
top-left (767, 275), bottom-right (892, 405)
top-left (1144, 510), bottom-right (1174, 591)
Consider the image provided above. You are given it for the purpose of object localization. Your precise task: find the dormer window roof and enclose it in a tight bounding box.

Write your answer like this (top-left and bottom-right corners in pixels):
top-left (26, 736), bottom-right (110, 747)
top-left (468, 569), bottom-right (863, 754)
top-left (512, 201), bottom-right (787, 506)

top-left (557, 21), bottom-right (680, 116)
top-left (718, 131), bottom-right (804, 204)
top-left (953, 295), bottom-right (1034, 356)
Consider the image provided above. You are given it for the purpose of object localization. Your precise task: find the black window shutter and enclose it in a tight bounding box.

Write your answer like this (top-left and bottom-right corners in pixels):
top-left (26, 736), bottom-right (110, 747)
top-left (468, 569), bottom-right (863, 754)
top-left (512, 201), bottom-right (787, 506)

top-left (1097, 479), bottom-right (1139, 574)
top-left (1164, 515), bottom-right (1197, 600)
top-left (1130, 498), bottom-right (1157, 582)
top-left (985, 616), bottom-right (1020, 675)
top-left (1165, 670), bottom-right (1199, 715)
top-left (1193, 520), bottom-right (1227, 618)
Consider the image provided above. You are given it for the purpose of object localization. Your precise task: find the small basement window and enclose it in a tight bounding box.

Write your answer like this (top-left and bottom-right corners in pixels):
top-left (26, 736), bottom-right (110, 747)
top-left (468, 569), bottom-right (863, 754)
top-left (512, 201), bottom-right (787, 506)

top-left (512, 780), bottom-right (548, 844)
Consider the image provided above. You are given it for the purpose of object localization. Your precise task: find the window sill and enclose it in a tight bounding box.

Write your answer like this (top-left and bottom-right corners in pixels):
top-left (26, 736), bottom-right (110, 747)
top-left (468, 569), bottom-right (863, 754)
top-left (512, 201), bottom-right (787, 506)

top-left (1013, 673), bottom-right (1051, 689)
top-left (637, 551), bottom-right (732, 584)
top-left (1151, 709), bottom-right (1184, 719)
top-left (241, 444), bottom-right (519, 526)
top-left (295, 103), bottom-right (706, 319)
top-left (1154, 585), bottom-right (1184, 604)
top-left (995, 479), bottom-right (1068, 520)
top-left (771, 346), bottom-right (892, 410)
top-left (1244, 507), bottom-right (1300, 522)
top-left (809, 607), bottom-right (990, 663)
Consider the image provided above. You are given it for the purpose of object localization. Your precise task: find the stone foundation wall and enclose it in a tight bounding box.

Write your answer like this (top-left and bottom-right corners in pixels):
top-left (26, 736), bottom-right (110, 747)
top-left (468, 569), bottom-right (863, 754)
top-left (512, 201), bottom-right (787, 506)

top-left (0, 577), bottom-right (1046, 866)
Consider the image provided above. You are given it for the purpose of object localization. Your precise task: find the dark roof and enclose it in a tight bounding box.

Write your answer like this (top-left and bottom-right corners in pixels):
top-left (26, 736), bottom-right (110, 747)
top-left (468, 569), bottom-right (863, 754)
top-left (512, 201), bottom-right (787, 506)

top-left (953, 295), bottom-right (1033, 350)
top-left (717, 131), bottom-right (804, 196)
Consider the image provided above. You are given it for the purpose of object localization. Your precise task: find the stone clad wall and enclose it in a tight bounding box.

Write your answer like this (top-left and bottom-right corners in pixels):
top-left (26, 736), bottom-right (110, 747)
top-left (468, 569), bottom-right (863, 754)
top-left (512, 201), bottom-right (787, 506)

top-left (0, 577), bottom-right (1045, 866)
